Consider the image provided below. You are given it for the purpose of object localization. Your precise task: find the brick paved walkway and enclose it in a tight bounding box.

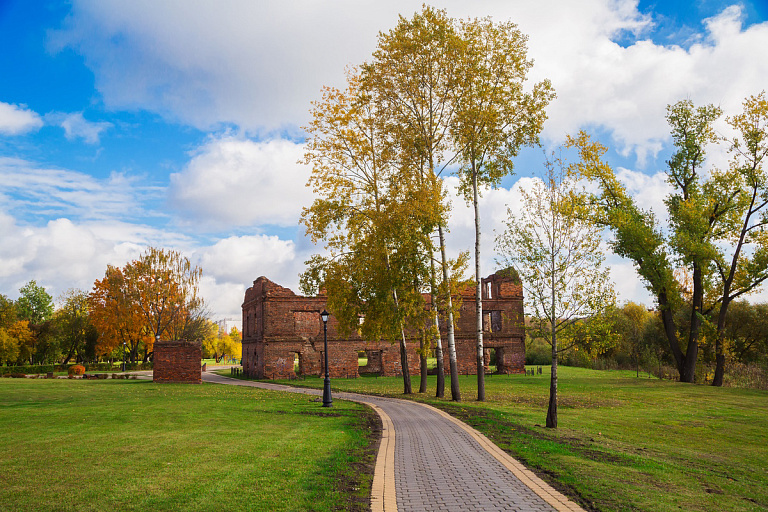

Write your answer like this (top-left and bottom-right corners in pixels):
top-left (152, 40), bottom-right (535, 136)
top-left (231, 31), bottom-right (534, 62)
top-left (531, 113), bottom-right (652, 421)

top-left (201, 372), bottom-right (584, 512)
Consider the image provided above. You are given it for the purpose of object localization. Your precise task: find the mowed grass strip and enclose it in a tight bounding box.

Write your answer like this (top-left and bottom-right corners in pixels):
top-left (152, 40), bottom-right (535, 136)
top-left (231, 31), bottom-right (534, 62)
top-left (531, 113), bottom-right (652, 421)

top-left (0, 379), bottom-right (378, 512)
top-left (265, 366), bottom-right (768, 512)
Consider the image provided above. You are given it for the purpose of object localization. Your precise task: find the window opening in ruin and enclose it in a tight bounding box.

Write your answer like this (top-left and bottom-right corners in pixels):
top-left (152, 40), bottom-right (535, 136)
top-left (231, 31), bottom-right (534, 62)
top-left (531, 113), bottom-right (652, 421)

top-left (359, 349), bottom-right (382, 376)
top-left (293, 352), bottom-right (301, 375)
top-left (485, 282), bottom-right (492, 299)
top-left (483, 310), bottom-right (502, 332)
top-left (487, 348), bottom-right (497, 373)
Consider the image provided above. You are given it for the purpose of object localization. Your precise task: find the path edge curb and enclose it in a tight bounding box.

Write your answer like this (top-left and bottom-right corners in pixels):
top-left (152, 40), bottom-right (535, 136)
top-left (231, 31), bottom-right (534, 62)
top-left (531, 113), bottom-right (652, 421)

top-left (366, 402), bottom-right (397, 512)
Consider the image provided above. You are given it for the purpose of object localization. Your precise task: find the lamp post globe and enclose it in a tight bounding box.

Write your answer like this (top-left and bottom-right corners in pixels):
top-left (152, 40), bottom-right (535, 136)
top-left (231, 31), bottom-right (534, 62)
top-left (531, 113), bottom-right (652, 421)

top-left (320, 310), bottom-right (332, 407)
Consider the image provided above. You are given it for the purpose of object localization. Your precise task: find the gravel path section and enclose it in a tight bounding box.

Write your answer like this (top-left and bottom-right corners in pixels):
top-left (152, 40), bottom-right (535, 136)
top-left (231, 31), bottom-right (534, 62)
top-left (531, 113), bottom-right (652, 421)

top-left (201, 372), bottom-right (584, 512)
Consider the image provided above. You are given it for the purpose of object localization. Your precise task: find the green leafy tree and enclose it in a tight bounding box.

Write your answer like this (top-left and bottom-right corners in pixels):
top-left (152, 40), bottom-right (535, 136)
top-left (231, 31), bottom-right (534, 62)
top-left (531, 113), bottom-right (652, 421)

top-left (16, 280), bottom-right (54, 325)
top-left (722, 301), bottom-right (768, 364)
top-left (0, 294), bottom-right (17, 330)
top-left (571, 93), bottom-right (768, 385)
top-left (708, 92), bottom-right (768, 385)
top-left (610, 302), bottom-right (654, 376)
top-left (57, 289), bottom-right (98, 364)
top-left (496, 154), bottom-right (615, 428)
top-left (452, 16), bottom-right (554, 400)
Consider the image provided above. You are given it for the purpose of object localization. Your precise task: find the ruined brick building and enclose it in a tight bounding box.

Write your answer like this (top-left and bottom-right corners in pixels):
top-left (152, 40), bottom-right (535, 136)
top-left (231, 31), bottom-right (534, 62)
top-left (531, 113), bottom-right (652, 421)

top-left (241, 270), bottom-right (525, 380)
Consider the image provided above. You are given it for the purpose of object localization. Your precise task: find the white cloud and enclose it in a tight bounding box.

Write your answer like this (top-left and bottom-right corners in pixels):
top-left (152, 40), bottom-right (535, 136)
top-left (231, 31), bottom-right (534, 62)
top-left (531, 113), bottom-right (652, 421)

top-left (0, 210), bottom-right (307, 319)
top-left (615, 167), bottom-right (671, 222)
top-left (0, 214), bottom-right (145, 301)
top-left (533, 4), bottom-right (768, 162)
top-left (0, 157), bottom-right (161, 221)
top-left (168, 136), bottom-right (313, 229)
top-left (50, 1), bottom-right (768, 165)
top-left (45, 111), bottom-right (112, 144)
top-left (195, 234), bottom-right (296, 286)
top-left (0, 101), bottom-right (43, 135)
top-left (49, 1), bottom-right (768, 161)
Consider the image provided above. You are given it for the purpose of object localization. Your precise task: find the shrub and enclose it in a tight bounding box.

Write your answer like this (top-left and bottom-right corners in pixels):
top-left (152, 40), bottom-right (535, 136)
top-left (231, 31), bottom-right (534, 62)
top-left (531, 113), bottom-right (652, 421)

top-left (11, 373), bottom-right (27, 378)
top-left (1, 365), bottom-right (57, 375)
top-left (68, 365), bottom-right (86, 376)
top-left (525, 338), bottom-right (552, 365)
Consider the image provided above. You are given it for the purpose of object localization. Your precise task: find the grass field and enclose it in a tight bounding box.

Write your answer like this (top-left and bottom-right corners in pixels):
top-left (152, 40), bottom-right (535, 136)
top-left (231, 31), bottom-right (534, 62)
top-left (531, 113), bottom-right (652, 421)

top-left (267, 366), bottom-right (768, 512)
top-left (0, 378), bottom-right (379, 512)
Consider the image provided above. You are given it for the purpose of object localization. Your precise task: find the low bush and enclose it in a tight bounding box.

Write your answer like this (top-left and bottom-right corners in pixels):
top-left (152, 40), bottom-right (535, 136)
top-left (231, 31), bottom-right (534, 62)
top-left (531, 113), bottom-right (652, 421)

top-left (525, 338), bottom-right (552, 365)
top-left (0, 365), bottom-right (57, 375)
top-left (68, 365), bottom-right (86, 376)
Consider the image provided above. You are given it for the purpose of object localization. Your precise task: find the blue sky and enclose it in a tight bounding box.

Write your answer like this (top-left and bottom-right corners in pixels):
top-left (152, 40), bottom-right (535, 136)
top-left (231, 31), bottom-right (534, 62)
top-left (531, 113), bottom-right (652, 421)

top-left (1, 0), bottom-right (767, 322)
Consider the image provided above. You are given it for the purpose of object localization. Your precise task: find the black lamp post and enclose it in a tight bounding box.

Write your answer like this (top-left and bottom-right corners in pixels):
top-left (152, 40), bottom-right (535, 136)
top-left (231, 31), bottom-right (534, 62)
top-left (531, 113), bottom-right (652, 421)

top-left (122, 341), bottom-right (126, 372)
top-left (320, 310), bottom-right (332, 407)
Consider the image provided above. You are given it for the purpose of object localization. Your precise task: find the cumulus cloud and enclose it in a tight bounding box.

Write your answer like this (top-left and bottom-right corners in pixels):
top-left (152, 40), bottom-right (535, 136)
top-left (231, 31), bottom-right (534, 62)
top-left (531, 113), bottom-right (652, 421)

top-left (193, 234), bottom-right (309, 321)
top-left (0, 214), bottom-right (146, 300)
top-left (195, 234), bottom-right (296, 285)
top-left (44, 0), bottom-right (651, 135)
top-left (168, 136), bottom-right (313, 229)
top-left (531, 3), bottom-right (768, 162)
top-left (48, 0), bottom-right (768, 163)
top-left (45, 111), bottom-right (112, 144)
top-left (0, 101), bottom-right (43, 135)
top-left (615, 167), bottom-right (671, 222)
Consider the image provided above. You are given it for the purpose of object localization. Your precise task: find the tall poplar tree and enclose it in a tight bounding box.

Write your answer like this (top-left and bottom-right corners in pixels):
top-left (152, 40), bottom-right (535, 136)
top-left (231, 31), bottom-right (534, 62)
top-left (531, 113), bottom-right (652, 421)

top-left (301, 71), bottom-right (436, 394)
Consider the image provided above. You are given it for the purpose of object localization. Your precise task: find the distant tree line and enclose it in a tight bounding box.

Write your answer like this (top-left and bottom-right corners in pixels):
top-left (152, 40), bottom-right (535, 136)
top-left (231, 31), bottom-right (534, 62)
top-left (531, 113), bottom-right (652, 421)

top-left (0, 247), bottom-right (238, 368)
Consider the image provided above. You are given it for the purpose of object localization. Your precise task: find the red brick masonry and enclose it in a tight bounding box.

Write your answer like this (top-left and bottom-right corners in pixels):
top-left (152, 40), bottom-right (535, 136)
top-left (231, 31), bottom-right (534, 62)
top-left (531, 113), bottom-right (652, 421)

top-left (241, 271), bottom-right (525, 380)
top-left (154, 340), bottom-right (202, 384)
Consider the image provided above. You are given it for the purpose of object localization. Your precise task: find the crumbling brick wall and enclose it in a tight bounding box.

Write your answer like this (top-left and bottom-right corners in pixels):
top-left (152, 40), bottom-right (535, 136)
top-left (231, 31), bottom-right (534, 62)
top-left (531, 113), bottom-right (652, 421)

top-left (241, 271), bottom-right (524, 380)
top-left (153, 340), bottom-right (202, 384)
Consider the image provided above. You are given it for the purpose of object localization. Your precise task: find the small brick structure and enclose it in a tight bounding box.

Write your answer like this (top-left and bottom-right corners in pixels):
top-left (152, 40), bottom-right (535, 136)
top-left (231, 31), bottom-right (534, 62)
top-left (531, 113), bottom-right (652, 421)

top-left (241, 270), bottom-right (525, 380)
top-left (153, 340), bottom-right (202, 384)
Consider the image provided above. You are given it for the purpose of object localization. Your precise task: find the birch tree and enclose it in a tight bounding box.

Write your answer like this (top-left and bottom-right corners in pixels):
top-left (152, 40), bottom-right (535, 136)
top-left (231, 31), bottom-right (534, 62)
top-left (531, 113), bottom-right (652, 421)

top-left (365, 6), bottom-right (464, 400)
top-left (496, 156), bottom-right (614, 428)
top-left (452, 17), bottom-right (553, 400)
top-left (300, 71), bottom-right (436, 394)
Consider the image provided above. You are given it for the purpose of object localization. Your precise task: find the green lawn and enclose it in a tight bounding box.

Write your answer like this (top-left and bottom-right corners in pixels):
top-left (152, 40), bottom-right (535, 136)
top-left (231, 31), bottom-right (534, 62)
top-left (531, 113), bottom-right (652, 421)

top-left (0, 378), bottom-right (378, 512)
top-left (269, 366), bottom-right (768, 512)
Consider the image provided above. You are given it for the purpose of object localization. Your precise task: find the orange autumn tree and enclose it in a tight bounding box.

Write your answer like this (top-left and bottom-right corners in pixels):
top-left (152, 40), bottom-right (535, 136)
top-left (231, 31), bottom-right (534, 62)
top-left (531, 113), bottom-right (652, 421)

top-left (123, 247), bottom-right (207, 345)
top-left (89, 265), bottom-right (152, 363)
top-left (89, 247), bottom-right (208, 362)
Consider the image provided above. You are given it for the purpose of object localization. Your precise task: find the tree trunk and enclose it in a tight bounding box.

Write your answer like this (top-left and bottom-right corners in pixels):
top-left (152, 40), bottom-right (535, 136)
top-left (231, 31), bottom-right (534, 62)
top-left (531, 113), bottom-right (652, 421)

top-left (419, 334), bottom-right (428, 393)
top-left (399, 325), bottom-right (412, 394)
top-left (546, 327), bottom-right (558, 429)
top-left (473, 168), bottom-right (485, 401)
top-left (680, 263), bottom-right (704, 383)
top-left (438, 222), bottom-right (461, 401)
top-left (657, 292), bottom-right (691, 382)
top-left (712, 297), bottom-right (731, 387)
top-left (431, 259), bottom-right (445, 398)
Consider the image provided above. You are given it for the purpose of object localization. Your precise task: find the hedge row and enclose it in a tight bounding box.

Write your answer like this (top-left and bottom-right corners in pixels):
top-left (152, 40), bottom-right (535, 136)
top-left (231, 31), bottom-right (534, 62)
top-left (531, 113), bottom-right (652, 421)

top-left (0, 362), bottom-right (153, 374)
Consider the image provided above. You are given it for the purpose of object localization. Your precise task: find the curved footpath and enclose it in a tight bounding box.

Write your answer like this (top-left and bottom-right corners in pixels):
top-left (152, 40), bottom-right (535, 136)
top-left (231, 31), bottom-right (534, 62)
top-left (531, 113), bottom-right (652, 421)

top-left (202, 372), bottom-right (585, 512)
